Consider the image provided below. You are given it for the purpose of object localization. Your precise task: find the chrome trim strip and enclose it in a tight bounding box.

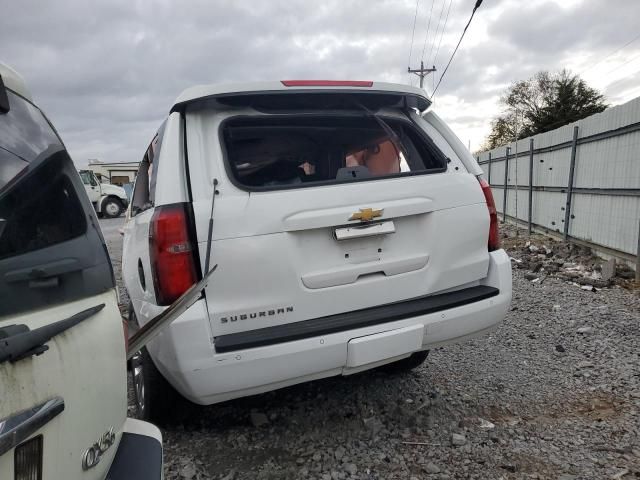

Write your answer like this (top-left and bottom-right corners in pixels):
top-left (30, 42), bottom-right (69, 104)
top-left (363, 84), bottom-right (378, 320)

top-left (0, 397), bottom-right (64, 456)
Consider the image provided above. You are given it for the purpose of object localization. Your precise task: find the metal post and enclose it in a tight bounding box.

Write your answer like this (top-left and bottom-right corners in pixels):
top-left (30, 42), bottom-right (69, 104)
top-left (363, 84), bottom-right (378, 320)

top-left (488, 152), bottom-right (492, 184)
top-left (514, 113), bottom-right (519, 234)
top-left (636, 218), bottom-right (640, 282)
top-left (528, 138), bottom-right (534, 235)
top-left (503, 147), bottom-right (510, 222)
top-left (563, 126), bottom-right (579, 240)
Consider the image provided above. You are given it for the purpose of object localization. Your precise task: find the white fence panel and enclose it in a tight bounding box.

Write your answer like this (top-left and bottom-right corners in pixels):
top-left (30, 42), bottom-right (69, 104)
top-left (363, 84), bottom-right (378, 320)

top-left (476, 96), bottom-right (640, 260)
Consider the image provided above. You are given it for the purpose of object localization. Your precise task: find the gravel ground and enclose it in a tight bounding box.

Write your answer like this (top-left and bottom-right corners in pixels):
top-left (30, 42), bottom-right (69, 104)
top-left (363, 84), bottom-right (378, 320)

top-left (101, 218), bottom-right (640, 480)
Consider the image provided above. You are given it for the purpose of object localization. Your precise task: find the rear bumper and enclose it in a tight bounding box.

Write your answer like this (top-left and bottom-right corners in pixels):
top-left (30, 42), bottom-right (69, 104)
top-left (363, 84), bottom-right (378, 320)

top-left (107, 418), bottom-right (162, 480)
top-left (151, 249), bottom-right (511, 405)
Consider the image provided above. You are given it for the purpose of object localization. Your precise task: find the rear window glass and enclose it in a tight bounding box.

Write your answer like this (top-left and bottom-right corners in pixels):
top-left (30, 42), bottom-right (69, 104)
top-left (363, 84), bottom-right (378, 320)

top-left (222, 115), bottom-right (446, 189)
top-left (0, 92), bottom-right (114, 316)
top-left (0, 155), bottom-right (86, 260)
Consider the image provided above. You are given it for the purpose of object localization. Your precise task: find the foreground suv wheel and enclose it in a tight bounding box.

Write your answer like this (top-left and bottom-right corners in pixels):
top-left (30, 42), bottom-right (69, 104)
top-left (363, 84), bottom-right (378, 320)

top-left (379, 350), bottom-right (430, 373)
top-left (102, 197), bottom-right (122, 218)
top-left (131, 347), bottom-right (183, 424)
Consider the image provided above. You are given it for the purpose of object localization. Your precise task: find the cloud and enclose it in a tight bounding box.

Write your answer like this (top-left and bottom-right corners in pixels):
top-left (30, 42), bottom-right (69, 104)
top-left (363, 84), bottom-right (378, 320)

top-left (1, 0), bottom-right (639, 158)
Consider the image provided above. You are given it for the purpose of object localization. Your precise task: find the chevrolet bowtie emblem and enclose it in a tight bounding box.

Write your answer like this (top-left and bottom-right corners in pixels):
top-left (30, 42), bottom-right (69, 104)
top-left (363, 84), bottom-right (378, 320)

top-left (349, 208), bottom-right (383, 222)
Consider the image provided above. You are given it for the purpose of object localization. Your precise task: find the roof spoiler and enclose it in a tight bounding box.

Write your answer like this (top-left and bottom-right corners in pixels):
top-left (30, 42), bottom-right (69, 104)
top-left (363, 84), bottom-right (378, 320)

top-left (170, 89), bottom-right (431, 115)
top-left (0, 75), bottom-right (10, 114)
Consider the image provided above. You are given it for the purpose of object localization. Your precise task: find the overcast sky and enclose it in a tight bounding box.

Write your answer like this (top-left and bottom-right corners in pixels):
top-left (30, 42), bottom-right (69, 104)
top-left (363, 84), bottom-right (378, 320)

top-left (2, 0), bottom-right (639, 163)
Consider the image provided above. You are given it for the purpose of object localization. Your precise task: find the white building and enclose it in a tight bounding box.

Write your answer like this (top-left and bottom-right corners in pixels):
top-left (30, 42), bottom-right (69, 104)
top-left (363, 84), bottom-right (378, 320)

top-left (87, 160), bottom-right (139, 185)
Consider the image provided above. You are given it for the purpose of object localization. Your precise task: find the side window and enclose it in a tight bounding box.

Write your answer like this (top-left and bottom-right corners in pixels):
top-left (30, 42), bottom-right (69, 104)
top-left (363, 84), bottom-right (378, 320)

top-left (131, 154), bottom-right (151, 216)
top-left (79, 170), bottom-right (94, 186)
top-left (130, 120), bottom-right (166, 215)
top-left (149, 120), bottom-right (166, 204)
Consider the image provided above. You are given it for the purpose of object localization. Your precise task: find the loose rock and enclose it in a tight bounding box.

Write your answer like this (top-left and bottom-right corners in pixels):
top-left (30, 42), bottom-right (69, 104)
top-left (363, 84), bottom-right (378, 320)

top-left (424, 462), bottom-right (441, 474)
top-left (451, 433), bottom-right (466, 446)
top-left (344, 463), bottom-right (357, 475)
top-left (250, 411), bottom-right (269, 428)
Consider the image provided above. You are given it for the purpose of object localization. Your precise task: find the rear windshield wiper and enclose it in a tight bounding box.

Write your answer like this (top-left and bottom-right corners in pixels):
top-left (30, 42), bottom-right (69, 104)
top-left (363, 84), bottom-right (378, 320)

top-left (353, 101), bottom-right (409, 160)
top-left (0, 304), bottom-right (105, 364)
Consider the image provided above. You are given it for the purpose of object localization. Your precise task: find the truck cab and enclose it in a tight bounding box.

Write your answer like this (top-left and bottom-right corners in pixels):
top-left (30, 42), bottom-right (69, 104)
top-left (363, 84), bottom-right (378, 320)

top-left (78, 169), bottom-right (129, 218)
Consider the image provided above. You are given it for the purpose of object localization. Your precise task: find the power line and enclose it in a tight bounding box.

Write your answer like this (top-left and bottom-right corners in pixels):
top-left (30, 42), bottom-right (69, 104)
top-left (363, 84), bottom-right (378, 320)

top-left (426, 0), bottom-right (447, 66)
top-left (579, 32), bottom-right (640, 76)
top-left (432, 0), bottom-right (483, 98)
top-left (432, 0), bottom-right (453, 67)
top-left (420, 0), bottom-right (436, 62)
top-left (407, 0), bottom-right (420, 83)
top-left (607, 51), bottom-right (640, 75)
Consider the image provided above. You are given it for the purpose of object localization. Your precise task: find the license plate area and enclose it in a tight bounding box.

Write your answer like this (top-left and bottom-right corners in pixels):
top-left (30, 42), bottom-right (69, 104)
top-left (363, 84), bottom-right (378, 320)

top-left (346, 324), bottom-right (424, 367)
top-left (334, 220), bottom-right (395, 241)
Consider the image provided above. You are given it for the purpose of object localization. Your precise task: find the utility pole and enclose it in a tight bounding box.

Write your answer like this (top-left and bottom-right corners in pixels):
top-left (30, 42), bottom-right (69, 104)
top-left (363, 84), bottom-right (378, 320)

top-left (408, 61), bottom-right (436, 89)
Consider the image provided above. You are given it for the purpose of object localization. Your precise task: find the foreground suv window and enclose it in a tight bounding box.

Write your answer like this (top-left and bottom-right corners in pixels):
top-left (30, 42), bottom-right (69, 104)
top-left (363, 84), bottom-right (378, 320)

top-left (222, 115), bottom-right (447, 189)
top-left (0, 156), bottom-right (86, 260)
top-left (0, 89), bottom-right (114, 316)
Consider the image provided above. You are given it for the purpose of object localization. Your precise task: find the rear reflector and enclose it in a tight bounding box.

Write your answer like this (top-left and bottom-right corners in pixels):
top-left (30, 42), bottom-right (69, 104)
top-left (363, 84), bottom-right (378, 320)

top-left (479, 177), bottom-right (500, 251)
top-left (14, 435), bottom-right (43, 480)
top-left (149, 203), bottom-right (198, 306)
top-left (281, 80), bottom-right (373, 87)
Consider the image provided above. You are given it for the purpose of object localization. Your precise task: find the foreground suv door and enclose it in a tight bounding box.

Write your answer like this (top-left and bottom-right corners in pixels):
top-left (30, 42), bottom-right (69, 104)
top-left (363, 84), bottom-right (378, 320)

top-left (0, 88), bottom-right (127, 480)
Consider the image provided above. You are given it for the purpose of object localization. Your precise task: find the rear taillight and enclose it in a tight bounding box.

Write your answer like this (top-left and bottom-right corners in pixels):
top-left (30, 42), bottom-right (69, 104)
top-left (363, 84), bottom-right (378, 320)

top-left (149, 203), bottom-right (198, 306)
top-left (479, 177), bottom-right (500, 251)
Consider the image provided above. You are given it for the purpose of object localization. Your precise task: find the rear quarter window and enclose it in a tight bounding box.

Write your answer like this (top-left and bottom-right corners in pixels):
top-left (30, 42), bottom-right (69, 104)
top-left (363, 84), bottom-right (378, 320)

top-left (130, 120), bottom-right (166, 215)
top-left (221, 114), bottom-right (447, 190)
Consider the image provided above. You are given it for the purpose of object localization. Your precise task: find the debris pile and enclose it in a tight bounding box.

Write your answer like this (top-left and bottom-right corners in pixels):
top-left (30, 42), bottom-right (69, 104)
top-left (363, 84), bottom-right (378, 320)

top-left (501, 224), bottom-right (636, 290)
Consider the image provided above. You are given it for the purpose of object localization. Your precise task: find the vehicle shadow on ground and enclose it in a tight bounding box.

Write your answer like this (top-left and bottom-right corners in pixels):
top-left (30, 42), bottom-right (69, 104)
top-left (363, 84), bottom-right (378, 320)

top-left (170, 365), bottom-right (432, 432)
top-left (156, 365), bottom-right (444, 479)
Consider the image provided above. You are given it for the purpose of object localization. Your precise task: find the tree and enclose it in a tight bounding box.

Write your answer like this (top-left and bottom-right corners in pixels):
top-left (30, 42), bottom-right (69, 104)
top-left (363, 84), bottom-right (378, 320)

top-left (482, 70), bottom-right (608, 150)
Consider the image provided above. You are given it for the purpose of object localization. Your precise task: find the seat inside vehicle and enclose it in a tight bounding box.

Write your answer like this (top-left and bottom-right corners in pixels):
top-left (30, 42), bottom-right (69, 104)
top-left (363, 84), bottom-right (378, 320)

top-left (222, 115), bottom-right (447, 189)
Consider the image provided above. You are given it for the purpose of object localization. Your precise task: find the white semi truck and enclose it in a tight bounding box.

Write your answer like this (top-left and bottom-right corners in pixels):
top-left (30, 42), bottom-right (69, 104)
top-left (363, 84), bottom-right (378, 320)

top-left (78, 169), bottom-right (129, 218)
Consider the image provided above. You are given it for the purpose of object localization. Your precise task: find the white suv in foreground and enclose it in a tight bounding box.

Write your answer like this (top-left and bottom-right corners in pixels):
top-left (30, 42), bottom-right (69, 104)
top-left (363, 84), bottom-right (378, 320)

top-left (0, 63), bottom-right (162, 479)
top-left (122, 80), bottom-right (512, 421)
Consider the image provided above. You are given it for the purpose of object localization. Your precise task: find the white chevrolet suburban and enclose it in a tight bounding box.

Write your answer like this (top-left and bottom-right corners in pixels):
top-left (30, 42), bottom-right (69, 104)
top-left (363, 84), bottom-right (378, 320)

top-left (0, 63), bottom-right (162, 479)
top-left (122, 80), bottom-right (512, 421)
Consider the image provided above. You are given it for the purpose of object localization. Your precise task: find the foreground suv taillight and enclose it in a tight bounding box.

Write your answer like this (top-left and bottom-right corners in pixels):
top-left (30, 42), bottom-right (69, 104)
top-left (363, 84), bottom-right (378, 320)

top-left (149, 203), bottom-right (198, 305)
top-left (478, 177), bottom-right (500, 251)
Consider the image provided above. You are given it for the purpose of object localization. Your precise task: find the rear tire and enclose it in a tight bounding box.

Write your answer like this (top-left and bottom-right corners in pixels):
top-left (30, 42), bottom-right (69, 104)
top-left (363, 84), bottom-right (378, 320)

top-left (102, 197), bottom-right (123, 218)
top-left (379, 350), bottom-right (430, 373)
top-left (129, 306), bottom-right (190, 425)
